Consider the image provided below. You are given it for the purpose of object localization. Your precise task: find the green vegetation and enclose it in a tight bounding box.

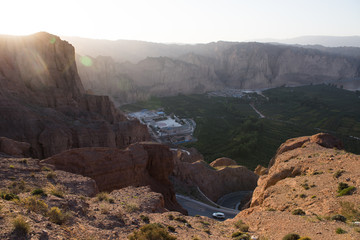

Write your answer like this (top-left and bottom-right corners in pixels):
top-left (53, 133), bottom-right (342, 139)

top-left (232, 231), bottom-right (250, 239)
top-left (128, 223), bottom-right (176, 240)
top-left (340, 201), bottom-right (360, 221)
top-left (140, 215), bottom-right (150, 223)
top-left (331, 214), bottom-right (346, 222)
top-left (31, 188), bottom-right (47, 197)
top-left (234, 219), bottom-right (249, 232)
top-left (282, 233), bottom-right (300, 240)
top-left (121, 85), bottom-right (360, 169)
top-left (48, 207), bottom-right (70, 225)
top-left (21, 196), bottom-right (48, 214)
top-left (96, 192), bottom-right (114, 203)
top-left (292, 209), bottom-right (306, 216)
top-left (335, 228), bottom-right (347, 234)
top-left (12, 215), bottom-right (30, 236)
top-left (337, 182), bottom-right (355, 197)
top-left (1, 192), bottom-right (19, 201)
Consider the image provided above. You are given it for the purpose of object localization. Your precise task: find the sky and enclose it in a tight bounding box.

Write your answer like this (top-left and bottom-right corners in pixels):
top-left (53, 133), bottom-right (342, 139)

top-left (0, 0), bottom-right (359, 43)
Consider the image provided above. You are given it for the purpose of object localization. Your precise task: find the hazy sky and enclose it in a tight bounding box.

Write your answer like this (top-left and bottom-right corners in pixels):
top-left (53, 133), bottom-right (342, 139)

top-left (1, 0), bottom-right (359, 43)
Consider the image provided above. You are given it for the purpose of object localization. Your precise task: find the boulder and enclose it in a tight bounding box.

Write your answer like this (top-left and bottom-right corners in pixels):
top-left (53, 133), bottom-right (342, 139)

top-left (210, 157), bottom-right (238, 168)
top-left (0, 137), bottom-right (30, 157)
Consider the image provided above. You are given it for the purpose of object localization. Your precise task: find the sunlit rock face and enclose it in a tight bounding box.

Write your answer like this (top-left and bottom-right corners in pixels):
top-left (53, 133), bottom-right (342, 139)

top-left (0, 32), bottom-right (150, 158)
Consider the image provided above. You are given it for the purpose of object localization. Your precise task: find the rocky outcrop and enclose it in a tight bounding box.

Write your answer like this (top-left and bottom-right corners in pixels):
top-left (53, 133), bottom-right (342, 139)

top-left (0, 33), bottom-right (150, 158)
top-left (0, 137), bottom-right (30, 157)
top-left (209, 157), bottom-right (238, 168)
top-left (173, 150), bottom-right (258, 201)
top-left (41, 142), bottom-right (186, 214)
top-left (232, 133), bottom-right (360, 239)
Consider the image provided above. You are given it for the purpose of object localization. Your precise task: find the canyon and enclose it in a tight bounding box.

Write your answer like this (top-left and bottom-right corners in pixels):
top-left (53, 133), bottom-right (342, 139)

top-left (0, 33), bottom-right (360, 239)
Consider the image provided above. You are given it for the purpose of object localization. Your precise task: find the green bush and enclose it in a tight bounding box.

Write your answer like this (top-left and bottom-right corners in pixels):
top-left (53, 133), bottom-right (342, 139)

top-left (337, 186), bottom-right (355, 197)
top-left (335, 228), bottom-right (347, 234)
top-left (299, 237), bottom-right (312, 240)
top-left (12, 215), bottom-right (30, 235)
top-left (331, 214), bottom-right (346, 222)
top-left (292, 209), bottom-right (305, 216)
top-left (31, 188), bottom-right (47, 196)
top-left (234, 220), bottom-right (249, 232)
top-left (128, 223), bottom-right (176, 240)
top-left (1, 192), bottom-right (19, 201)
top-left (282, 233), bottom-right (300, 240)
top-left (338, 182), bottom-right (349, 191)
top-left (174, 216), bottom-right (187, 223)
top-left (48, 207), bottom-right (69, 225)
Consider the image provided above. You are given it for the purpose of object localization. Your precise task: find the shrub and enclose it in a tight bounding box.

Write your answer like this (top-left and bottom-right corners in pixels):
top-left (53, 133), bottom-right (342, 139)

top-left (234, 220), bottom-right (249, 232)
top-left (299, 194), bottom-right (307, 198)
top-left (337, 186), bottom-right (355, 197)
top-left (124, 203), bottom-right (139, 213)
top-left (168, 214), bottom-right (174, 220)
top-left (47, 184), bottom-right (64, 198)
top-left (12, 215), bottom-right (30, 235)
top-left (232, 231), bottom-right (242, 238)
top-left (22, 196), bottom-right (48, 214)
top-left (331, 214), bottom-right (347, 222)
top-left (140, 215), bottom-right (150, 224)
top-left (333, 170), bottom-right (344, 178)
top-left (301, 183), bottom-right (310, 190)
top-left (299, 237), bottom-right (312, 240)
top-left (1, 192), bottom-right (19, 201)
top-left (46, 171), bottom-right (57, 179)
top-left (8, 180), bottom-right (26, 194)
top-left (31, 188), bottom-right (47, 197)
top-left (41, 166), bottom-right (52, 171)
top-left (338, 182), bottom-right (349, 191)
top-left (292, 209), bottom-right (306, 216)
top-left (96, 192), bottom-right (114, 203)
top-left (167, 225), bottom-right (175, 232)
top-left (174, 216), bottom-right (187, 223)
top-left (48, 207), bottom-right (68, 225)
top-left (335, 228), bottom-right (346, 234)
top-left (128, 223), bottom-right (176, 240)
top-left (282, 233), bottom-right (300, 240)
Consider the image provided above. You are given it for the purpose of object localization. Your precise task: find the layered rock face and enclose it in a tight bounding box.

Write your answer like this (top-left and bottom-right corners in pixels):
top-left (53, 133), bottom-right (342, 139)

top-left (41, 142), bottom-right (186, 214)
top-left (233, 133), bottom-right (360, 239)
top-left (0, 33), bottom-right (150, 158)
top-left (172, 150), bottom-right (258, 202)
top-left (74, 40), bottom-right (360, 104)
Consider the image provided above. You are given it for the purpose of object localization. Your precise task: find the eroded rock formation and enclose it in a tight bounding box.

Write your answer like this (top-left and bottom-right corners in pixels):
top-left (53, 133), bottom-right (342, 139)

top-left (173, 150), bottom-right (258, 202)
top-left (41, 142), bottom-right (186, 214)
top-left (0, 32), bottom-right (150, 158)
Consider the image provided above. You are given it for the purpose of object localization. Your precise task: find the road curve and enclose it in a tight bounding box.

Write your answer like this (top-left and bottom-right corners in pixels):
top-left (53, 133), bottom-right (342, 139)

top-left (176, 194), bottom-right (239, 220)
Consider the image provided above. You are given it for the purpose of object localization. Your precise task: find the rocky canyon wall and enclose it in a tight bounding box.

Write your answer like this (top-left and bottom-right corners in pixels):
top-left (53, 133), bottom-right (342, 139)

top-left (0, 32), bottom-right (150, 158)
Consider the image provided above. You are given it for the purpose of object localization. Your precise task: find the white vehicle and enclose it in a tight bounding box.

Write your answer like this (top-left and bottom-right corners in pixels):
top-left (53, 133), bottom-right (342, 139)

top-left (212, 212), bottom-right (225, 219)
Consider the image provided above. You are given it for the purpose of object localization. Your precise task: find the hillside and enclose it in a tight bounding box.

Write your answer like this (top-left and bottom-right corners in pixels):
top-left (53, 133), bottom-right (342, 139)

top-left (66, 37), bottom-right (360, 104)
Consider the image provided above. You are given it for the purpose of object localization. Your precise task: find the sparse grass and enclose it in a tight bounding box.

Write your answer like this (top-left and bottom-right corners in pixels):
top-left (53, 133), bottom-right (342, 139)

top-left (340, 201), bottom-right (360, 221)
top-left (128, 223), bottom-right (176, 240)
top-left (96, 192), bottom-right (114, 203)
top-left (12, 215), bottom-right (30, 236)
top-left (47, 184), bottom-right (65, 198)
top-left (9, 165), bottom-right (14, 169)
top-left (204, 229), bottom-right (211, 235)
top-left (8, 180), bottom-right (27, 194)
top-left (48, 207), bottom-right (70, 225)
top-left (234, 219), bottom-right (249, 232)
top-left (282, 233), bottom-right (300, 240)
top-left (21, 196), bottom-right (48, 214)
top-left (100, 203), bottom-right (110, 214)
top-left (335, 228), bottom-right (347, 234)
top-left (301, 183), bottom-right (310, 190)
top-left (124, 203), bottom-right (139, 213)
top-left (292, 209), bottom-right (305, 216)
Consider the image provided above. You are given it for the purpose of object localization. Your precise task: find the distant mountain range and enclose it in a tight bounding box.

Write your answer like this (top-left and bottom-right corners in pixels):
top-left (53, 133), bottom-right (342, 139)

top-left (62, 36), bottom-right (360, 105)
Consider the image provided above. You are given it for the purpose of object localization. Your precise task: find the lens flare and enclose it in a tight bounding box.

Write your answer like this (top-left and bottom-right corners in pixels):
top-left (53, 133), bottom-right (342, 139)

top-left (80, 56), bottom-right (93, 67)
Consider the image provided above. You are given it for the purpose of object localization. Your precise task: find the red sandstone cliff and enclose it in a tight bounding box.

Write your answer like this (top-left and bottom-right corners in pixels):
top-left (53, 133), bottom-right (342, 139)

top-left (0, 32), bottom-right (150, 158)
top-left (41, 142), bottom-right (186, 214)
